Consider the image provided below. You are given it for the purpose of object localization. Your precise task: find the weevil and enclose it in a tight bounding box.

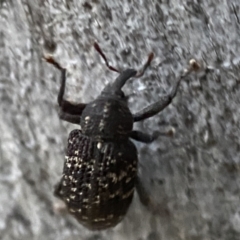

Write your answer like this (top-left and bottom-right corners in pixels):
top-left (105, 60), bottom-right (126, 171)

top-left (44, 43), bottom-right (199, 230)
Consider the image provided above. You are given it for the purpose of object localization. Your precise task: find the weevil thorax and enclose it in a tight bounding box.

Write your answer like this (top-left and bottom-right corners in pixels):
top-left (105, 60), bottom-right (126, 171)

top-left (80, 71), bottom-right (136, 141)
top-left (80, 92), bottom-right (133, 141)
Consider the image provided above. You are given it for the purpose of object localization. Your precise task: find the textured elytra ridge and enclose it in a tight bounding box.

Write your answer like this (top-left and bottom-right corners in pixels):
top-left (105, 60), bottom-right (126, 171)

top-left (57, 129), bottom-right (138, 230)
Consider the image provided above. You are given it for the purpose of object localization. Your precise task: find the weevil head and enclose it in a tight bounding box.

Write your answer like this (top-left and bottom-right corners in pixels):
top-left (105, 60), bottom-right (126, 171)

top-left (100, 69), bottom-right (137, 101)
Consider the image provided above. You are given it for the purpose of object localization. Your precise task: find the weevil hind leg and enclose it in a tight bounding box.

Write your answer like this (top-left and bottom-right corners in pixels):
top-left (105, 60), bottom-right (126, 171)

top-left (136, 176), bottom-right (170, 217)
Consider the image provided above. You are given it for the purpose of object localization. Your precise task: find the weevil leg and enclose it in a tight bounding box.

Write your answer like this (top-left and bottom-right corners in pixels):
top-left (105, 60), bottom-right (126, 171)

top-left (130, 127), bottom-right (175, 143)
top-left (133, 85), bottom-right (181, 122)
top-left (136, 176), bottom-right (170, 216)
top-left (59, 109), bottom-right (81, 124)
top-left (130, 130), bottom-right (158, 143)
top-left (56, 65), bottom-right (86, 115)
top-left (133, 59), bottom-right (200, 122)
top-left (44, 56), bottom-right (86, 115)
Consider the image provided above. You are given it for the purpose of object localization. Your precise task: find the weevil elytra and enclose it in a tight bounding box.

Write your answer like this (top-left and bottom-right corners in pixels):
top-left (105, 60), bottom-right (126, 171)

top-left (44, 43), bottom-right (200, 230)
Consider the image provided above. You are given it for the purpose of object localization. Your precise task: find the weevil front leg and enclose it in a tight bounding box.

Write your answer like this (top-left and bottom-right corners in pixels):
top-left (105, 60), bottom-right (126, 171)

top-left (133, 59), bottom-right (200, 122)
top-left (44, 56), bottom-right (86, 121)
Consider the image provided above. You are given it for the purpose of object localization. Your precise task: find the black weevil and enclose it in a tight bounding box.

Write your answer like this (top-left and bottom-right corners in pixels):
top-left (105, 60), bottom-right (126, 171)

top-left (44, 43), bottom-right (200, 230)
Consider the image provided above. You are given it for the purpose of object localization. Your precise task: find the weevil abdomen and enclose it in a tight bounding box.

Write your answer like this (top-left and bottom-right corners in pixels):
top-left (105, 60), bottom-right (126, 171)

top-left (57, 129), bottom-right (138, 230)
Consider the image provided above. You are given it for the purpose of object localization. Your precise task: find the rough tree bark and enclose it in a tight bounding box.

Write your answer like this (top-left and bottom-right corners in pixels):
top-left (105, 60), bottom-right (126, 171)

top-left (0, 0), bottom-right (240, 240)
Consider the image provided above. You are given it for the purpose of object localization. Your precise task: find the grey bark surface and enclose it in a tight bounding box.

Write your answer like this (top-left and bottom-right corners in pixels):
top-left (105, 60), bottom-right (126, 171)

top-left (0, 0), bottom-right (240, 240)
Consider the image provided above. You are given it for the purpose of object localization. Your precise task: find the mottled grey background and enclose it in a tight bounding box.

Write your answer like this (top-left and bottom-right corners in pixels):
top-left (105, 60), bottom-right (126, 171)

top-left (0, 0), bottom-right (240, 240)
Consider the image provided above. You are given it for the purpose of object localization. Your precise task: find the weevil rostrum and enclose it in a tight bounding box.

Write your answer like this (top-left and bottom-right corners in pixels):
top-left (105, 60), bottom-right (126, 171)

top-left (44, 43), bottom-right (200, 230)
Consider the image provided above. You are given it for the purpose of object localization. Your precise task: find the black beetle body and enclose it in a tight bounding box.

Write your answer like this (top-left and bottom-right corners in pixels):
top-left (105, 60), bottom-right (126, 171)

top-left (45, 45), bottom-right (199, 230)
top-left (59, 94), bottom-right (138, 229)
